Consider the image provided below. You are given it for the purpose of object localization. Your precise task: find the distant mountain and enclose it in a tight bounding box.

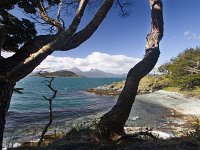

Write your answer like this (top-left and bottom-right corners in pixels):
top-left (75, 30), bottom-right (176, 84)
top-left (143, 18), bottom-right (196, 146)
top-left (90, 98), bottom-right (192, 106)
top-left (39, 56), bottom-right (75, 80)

top-left (69, 67), bottom-right (123, 78)
top-left (32, 70), bottom-right (80, 77)
top-left (121, 73), bottom-right (127, 78)
top-left (69, 67), bottom-right (83, 74)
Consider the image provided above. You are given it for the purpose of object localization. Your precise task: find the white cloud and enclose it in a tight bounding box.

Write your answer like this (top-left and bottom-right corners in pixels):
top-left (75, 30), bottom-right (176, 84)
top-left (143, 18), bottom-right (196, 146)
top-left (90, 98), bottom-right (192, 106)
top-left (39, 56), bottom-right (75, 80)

top-left (184, 30), bottom-right (200, 40)
top-left (1, 51), bottom-right (161, 75)
top-left (35, 52), bottom-right (142, 74)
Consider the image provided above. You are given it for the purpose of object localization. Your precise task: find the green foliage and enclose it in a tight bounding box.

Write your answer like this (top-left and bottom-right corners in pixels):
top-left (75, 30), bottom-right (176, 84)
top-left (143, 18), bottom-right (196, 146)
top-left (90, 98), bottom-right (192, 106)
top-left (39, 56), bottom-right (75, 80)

top-left (176, 74), bottom-right (200, 90)
top-left (170, 48), bottom-right (200, 76)
top-left (0, 0), bottom-right (63, 52)
top-left (1, 10), bottom-right (37, 51)
top-left (0, 1), bottom-right (38, 51)
top-left (159, 47), bottom-right (200, 90)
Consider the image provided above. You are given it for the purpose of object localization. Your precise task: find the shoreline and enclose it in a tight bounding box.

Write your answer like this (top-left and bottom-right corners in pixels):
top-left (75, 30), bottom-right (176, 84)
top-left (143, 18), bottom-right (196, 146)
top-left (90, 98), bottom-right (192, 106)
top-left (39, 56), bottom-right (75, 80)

top-left (5, 90), bottom-right (200, 149)
top-left (130, 90), bottom-right (200, 137)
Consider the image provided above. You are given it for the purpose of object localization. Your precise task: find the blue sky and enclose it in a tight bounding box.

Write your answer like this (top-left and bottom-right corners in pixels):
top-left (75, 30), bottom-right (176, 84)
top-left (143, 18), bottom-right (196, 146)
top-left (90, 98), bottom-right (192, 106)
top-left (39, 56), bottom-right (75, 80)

top-left (52, 0), bottom-right (200, 63)
top-left (4, 0), bottom-right (200, 74)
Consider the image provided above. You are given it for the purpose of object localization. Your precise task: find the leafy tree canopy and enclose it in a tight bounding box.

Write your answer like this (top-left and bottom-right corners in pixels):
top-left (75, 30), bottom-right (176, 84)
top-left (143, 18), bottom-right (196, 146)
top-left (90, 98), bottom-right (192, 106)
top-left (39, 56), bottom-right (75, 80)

top-left (159, 47), bottom-right (200, 89)
top-left (0, 0), bottom-right (39, 52)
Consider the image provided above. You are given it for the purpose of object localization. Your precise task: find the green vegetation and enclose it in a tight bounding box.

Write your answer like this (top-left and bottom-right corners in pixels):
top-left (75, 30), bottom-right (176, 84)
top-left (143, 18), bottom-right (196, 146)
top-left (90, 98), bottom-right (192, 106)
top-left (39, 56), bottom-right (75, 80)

top-left (157, 47), bottom-right (200, 98)
top-left (158, 47), bottom-right (200, 90)
top-left (0, 1), bottom-right (37, 52)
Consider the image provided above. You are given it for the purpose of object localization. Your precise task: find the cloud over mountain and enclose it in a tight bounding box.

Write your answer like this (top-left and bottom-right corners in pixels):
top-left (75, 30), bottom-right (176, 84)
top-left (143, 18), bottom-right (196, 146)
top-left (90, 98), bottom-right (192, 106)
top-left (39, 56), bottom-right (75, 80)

top-left (35, 52), bottom-right (141, 74)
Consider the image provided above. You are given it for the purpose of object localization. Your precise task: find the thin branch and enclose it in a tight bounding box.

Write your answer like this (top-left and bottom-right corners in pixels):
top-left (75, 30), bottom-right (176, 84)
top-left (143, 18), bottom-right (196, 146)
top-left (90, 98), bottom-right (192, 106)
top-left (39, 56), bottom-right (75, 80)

top-left (37, 0), bottom-right (64, 31)
top-left (116, 0), bottom-right (130, 17)
top-left (57, 0), bottom-right (62, 22)
top-left (62, 1), bottom-right (79, 16)
top-left (38, 72), bottom-right (57, 147)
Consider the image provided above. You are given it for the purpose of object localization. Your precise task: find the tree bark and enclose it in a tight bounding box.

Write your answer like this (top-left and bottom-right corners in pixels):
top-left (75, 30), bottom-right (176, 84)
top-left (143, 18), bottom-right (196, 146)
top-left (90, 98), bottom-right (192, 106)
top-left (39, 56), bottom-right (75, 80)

top-left (97, 0), bottom-right (164, 139)
top-left (0, 82), bottom-right (15, 149)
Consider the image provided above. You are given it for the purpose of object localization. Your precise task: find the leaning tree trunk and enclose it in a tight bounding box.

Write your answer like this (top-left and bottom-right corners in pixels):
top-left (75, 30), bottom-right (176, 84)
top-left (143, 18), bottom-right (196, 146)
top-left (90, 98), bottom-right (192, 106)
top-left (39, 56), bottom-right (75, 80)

top-left (97, 0), bottom-right (164, 139)
top-left (0, 82), bottom-right (15, 149)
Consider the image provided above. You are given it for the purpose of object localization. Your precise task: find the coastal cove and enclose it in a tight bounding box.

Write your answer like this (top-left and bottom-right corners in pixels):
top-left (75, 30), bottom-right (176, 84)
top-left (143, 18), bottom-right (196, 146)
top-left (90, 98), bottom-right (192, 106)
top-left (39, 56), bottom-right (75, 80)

top-left (4, 77), bottom-right (200, 147)
top-left (4, 77), bottom-right (126, 146)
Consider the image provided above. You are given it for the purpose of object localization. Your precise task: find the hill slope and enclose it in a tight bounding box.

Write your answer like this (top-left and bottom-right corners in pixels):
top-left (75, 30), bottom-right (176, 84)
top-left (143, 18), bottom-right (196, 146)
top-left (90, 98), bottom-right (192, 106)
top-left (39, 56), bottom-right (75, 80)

top-left (32, 70), bottom-right (80, 77)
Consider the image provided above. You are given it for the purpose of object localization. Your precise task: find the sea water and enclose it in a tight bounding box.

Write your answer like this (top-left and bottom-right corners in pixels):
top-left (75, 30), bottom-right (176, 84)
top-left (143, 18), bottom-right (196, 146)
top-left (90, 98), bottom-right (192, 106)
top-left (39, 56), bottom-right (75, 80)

top-left (4, 77), bottom-right (123, 146)
top-left (4, 77), bottom-right (171, 146)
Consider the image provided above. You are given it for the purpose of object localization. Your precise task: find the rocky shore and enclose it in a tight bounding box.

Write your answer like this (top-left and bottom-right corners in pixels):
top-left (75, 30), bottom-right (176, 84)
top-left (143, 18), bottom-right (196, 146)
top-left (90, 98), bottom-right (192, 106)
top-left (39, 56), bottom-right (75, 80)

top-left (87, 76), bottom-right (167, 95)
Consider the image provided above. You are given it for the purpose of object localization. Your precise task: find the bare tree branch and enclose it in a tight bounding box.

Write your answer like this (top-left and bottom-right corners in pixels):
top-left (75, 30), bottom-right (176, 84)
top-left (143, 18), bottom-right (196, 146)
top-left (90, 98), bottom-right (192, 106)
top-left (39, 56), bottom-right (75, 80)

top-left (116, 0), bottom-right (130, 17)
top-left (62, 0), bottom-right (79, 16)
top-left (38, 72), bottom-right (57, 147)
top-left (57, 0), bottom-right (63, 22)
top-left (37, 0), bottom-right (64, 31)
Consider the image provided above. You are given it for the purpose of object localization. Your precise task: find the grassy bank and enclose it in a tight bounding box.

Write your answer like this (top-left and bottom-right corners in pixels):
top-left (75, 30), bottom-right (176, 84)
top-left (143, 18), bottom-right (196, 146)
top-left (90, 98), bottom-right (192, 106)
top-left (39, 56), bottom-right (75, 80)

top-left (87, 75), bottom-right (200, 99)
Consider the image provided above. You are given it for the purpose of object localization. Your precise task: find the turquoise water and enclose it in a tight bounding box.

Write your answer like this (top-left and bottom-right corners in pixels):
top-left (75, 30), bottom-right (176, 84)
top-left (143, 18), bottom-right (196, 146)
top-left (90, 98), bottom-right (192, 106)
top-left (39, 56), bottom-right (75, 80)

top-left (4, 77), bottom-right (171, 146)
top-left (10, 77), bottom-right (123, 112)
top-left (4, 77), bottom-right (124, 145)
top-left (7, 77), bottom-right (124, 128)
